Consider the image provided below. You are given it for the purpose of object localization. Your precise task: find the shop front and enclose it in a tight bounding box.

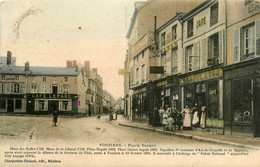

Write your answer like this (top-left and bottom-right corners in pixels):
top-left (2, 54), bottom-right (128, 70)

top-left (180, 68), bottom-right (224, 130)
top-left (0, 94), bottom-right (25, 113)
top-left (223, 58), bottom-right (260, 137)
top-left (26, 93), bottom-right (78, 115)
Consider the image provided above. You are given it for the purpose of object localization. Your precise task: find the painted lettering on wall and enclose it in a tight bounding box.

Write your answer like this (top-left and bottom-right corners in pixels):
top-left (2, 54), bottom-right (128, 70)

top-left (248, 1), bottom-right (260, 13)
top-left (209, 89), bottom-right (217, 95)
top-left (196, 17), bottom-right (206, 28)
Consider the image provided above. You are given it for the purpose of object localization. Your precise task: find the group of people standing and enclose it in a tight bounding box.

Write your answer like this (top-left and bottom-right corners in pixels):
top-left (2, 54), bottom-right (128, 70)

top-left (158, 103), bottom-right (207, 131)
top-left (181, 103), bottom-right (207, 130)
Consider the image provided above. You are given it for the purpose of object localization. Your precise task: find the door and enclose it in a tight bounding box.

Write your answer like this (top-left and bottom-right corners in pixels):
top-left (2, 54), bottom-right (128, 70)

top-left (7, 99), bottom-right (14, 112)
top-left (49, 101), bottom-right (59, 113)
top-left (254, 77), bottom-right (260, 137)
top-left (52, 85), bottom-right (57, 94)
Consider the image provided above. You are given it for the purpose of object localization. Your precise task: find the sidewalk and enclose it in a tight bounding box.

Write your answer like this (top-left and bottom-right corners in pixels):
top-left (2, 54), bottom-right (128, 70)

top-left (114, 115), bottom-right (260, 150)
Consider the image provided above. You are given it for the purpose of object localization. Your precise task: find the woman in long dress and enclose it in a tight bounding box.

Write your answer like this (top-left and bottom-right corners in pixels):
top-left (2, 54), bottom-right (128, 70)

top-left (192, 103), bottom-right (200, 127)
top-left (181, 105), bottom-right (192, 130)
top-left (200, 105), bottom-right (207, 129)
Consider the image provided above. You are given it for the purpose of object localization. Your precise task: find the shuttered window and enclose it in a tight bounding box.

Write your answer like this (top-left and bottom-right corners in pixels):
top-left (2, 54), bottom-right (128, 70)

top-left (255, 20), bottom-right (260, 57)
top-left (187, 19), bottom-right (194, 38)
top-left (186, 45), bottom-right (193, 72)
top-left (193, 42), bottom-right (200, 70)
top-left (233, 29), bottom-right (240, 63)
top-left (210, 3), bottom-right (218, 26)
top-left (244, 24), bottom-right (255, 58)
top-left (161, 33), bottom-right (166, 47)
top-left (219, 30), bottom-right (224, 63)
top-left (200, 39), bottom-right (207, 68)
top-left (171, 48), bottom-right (178, 75)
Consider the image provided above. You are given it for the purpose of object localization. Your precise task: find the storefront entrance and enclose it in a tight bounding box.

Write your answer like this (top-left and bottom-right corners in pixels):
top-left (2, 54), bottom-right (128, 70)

top-left (7, 99), bottom-right (14, 112)
top-left (49, 101), bottom-right (58, 113)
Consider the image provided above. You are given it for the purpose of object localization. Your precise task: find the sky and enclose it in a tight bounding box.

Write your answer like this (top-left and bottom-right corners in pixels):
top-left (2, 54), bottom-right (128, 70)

top-left (0, 0), bottom-right (136, 99)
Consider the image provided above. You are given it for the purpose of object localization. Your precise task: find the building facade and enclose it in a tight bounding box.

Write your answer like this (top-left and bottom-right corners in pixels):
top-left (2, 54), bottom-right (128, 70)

top-left (224, 0), bottom-right (260, 137)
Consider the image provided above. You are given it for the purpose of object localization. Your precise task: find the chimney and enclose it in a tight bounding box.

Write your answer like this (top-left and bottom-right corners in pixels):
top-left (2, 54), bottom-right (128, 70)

top-left (25, 61), bottom-right (30, 71)
top-left (66, 61), bottom-right (72, 68)
top-left (7, 51), bottom-right (12, 65)
top-left (75, 65), bottom-right (78, 72)
top-left (92, 68), bottom-right (98, 77)
top-left (72, 60), bottom-right (77, 68)
top-left (84, 61), bottom-right (90, 77)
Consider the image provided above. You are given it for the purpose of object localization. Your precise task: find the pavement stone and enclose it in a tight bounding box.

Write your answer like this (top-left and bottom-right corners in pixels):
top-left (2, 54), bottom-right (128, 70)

top-left (115, 115), bottom-right (260, 150)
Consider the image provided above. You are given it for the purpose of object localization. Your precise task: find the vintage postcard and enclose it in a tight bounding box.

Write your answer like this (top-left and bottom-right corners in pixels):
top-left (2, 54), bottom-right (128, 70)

top-left (0, 0), bottom-right (260, 166)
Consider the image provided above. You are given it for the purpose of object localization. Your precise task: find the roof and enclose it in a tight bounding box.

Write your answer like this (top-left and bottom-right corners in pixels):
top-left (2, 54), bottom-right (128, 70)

top-left (157, 13), bottom-right (186, 32)
top-left (182, 0), bottom-right (216, 22)
top-left (126, 1), bottom-right (146, 38)
top-left (0, 66), bottom-right (79, 76)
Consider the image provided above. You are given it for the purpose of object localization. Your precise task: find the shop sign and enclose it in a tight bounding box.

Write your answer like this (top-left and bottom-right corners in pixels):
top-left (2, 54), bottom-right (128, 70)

top-left (28, 94), bottom-right (77, 99)
top-left (209, 89), bottom-right (217, 95)
top-left (180, 68), bottom-right (223, 85)
top-left (157, 80), bottom-right (167, 87)
top-left (196, 17), bottom-right (206, 28)
top-left (118, 69), bottom-right (131, 75)
top-left (186, 93), bottom-right (192, 98)
top-left (133, 87), bottom-right (146, 94)
top-left (248, 1), bottom-right (260, 13)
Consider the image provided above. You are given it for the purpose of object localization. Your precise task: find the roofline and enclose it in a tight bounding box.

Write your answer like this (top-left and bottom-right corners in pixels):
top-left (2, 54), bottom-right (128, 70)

top-left (182, 0), bottom-right (217, 22)
top-left (157, 13), bottom-right (186, 32)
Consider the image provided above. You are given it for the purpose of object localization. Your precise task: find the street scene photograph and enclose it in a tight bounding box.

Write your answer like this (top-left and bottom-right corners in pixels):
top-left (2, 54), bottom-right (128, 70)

top-left (0, 0), bottom-right (260, 166)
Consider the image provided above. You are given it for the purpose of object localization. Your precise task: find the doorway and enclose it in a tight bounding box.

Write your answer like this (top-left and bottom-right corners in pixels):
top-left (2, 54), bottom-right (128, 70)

top-left (49, 101), bottom-right (59, 113)
top-left (7, 99), bottom-right (14, 112)
top-left (254, 77), bottom-right (260, 137)
top-left (52, 85), bottom-right (58, 94)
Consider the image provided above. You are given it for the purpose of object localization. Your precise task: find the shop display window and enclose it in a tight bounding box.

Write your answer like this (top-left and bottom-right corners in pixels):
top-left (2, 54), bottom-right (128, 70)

top-left (233, 79), bottom-right (253, 122)
top-left (208, 81), bottom-right (219, 119)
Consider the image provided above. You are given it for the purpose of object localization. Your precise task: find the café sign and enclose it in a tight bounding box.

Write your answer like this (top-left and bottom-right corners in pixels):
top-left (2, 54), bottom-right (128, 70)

top-left (28, 94), bottom-right (77, 99)
top-left (180, 68), bottom-right (223, 85)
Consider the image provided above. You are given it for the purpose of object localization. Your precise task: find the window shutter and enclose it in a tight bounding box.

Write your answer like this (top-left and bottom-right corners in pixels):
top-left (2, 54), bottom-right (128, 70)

top-left (59, 101), bottom-right (62, 111)
top-left (11, 83), bottom-right (14, 93)
top-left (37, 84), bottom-right (40, 93)
top-left (255, 20), bottom-right (260, 57)
top-left (200, 38), bottom-right (207, 68)
top-left (0, 83), bottom-right (2, 94)
top-left (233, 28), bottom-right (240, 63)
top-left (19, 84), bottom-right (23, 93)
top-left (68, 101), bottom-right (72, 111)
top-left (44, 100), bottom-right (48, 111)
top-left (219, 30), bottom-right (224, 63)
top-left (28, 83), bottom-right (31, 93)
top-left (58, 85), bottom-right (61, 94)
top-left (194, 42), bottom-right (200, 70)
top-left (35, 100), bottom-right (38, 110)
top-left (68, 85), bottom-right (71, 94)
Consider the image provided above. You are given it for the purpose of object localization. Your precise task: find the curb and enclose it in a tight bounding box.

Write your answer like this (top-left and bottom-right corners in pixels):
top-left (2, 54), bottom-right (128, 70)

top-left (118, 122), bottom-right (260, 150)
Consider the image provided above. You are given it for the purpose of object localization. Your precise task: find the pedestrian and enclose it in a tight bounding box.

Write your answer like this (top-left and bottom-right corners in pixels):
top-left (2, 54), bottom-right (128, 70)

top-left (176, 110), bottom-right (183, 130)
top-left (167, 113), bottom-right (174, 131)
top-left (162, 110), bottom-right (168, 130)
top-left (52, 110), bottom-right (58, 127)
top-left (158, 107), bottom-right (165, 125)
top-left (181, 104), bottom-right (192, 130)
top-left (192, 103), bottom-right (200, 127)
top-left (200, 105), bottom-right (207, 129)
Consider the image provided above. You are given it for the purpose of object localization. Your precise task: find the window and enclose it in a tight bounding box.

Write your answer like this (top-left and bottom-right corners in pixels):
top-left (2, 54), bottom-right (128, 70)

top-left (233, 79), bottom-right (253, 123)
top-left (64, 77), bottom-right (68, 82)
top-left (161, 32), bottom-right (166, 47)
top-left (245, 0), bottom-right (254, 5)
top-left (63, 84), bottom-right (69, 93)
top-left (142, 51), bottom-right (144, 59)
top-left (186, 45), bottom-right (194, 72)
top-left (62, 101), bottom-right (69, 111)
top-left (13, 83), bottom-right (20, 93)
top-left (38, 100), bottom-right (46, 111)
top-left (208, 33), bottom-right (219, 66)
top-left (0, 99), bottom-right (6, 109)
top-left (136, 68), bottom-right (139, 84)
top-left (172, 25), bottom-right (177, 41)
top-left (15, 99), bottom-right (22, 109)
top-left (171, 48), bottom-right (178, 75)
top-left (2, 83), bottom-right (7, 93)
top-left (31, 84), bottom-right (37, 93)
top-left (207, 81), bottom-right (219, 119)
top-left (187, 19), bottom-right (194, 38)
top-left (244, 24), bottom-right (255, 59)
top-left (233, 20), bottom-right (260, 63)
top-left (2, 75), bottom-right (6, 80)
top-left (43, 77), bottom-right (46, 82)
top-left (141, 64), bottom-right (145, 82)
top-left (210, 3), bottom-right (218, 26)
top-left (15, 76), bottom-right (19, 81)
